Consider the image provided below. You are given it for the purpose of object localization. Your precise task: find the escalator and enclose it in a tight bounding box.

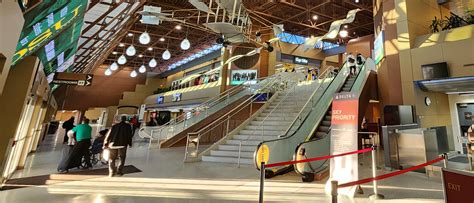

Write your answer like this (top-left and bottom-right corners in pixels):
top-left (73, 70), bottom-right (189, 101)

top-left (254, 61), bottom-right (376, 178)
top-left (293, 61), bottom-right (378, 181)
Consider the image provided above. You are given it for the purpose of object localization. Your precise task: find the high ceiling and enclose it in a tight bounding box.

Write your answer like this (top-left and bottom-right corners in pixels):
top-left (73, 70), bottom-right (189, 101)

top-left (76, 0), bottom-right (374, 75)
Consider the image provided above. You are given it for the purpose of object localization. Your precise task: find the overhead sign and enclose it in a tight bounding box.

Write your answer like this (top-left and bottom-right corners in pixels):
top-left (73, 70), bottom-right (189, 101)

top-left (327, 92), bottom-right (359, 197)
top-left (373, 31), bottom-right (385, 65)
top-left (52, 72), bottom-right (93, 86)
top-left (294, 56), bottom-right (309, 65)
top-left (442, 168), bottom-right (474, 203)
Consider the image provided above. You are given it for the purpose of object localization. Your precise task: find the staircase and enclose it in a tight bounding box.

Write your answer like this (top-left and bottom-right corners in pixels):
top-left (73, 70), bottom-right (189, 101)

top-left (201, 82), bottom-right (318, 164)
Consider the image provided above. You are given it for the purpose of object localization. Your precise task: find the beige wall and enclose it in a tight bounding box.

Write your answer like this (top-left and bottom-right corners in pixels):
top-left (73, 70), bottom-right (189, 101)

top-left (0, 1), bottom-right (24, 95)
top-left (85, 108), bottom-right (106, 121)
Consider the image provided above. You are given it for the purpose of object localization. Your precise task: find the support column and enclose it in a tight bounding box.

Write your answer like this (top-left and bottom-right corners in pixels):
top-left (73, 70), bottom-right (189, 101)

top-left (219, 47), bottom-right (230, 93)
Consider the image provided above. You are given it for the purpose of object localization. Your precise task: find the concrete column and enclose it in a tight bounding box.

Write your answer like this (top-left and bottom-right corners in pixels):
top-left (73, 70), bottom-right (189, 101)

top-left (219, 47), bottom-right (230, 93)
top-left (0, 56), bottom-right (39, 176)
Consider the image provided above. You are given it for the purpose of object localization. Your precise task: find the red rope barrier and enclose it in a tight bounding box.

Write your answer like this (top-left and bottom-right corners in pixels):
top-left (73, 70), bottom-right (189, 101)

top-left (338, 156), bottom-right (445, 188)
top-left (264, 147), bottom-right (373, 168)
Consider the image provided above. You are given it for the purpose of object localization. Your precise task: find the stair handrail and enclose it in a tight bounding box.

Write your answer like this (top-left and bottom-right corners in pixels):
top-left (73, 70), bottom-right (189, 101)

top-left (279, 66), bottom-right (338, 138)
top-left (183, 73), bottom-right (297, 161)
top-left (140, 75), bottom-right (272, 140)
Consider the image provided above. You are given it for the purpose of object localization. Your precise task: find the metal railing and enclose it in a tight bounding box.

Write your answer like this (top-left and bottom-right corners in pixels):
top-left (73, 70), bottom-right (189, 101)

top-left (183, 73), bottom-right (298, 161)
top-left (138, 76), bottom-right (272, 142)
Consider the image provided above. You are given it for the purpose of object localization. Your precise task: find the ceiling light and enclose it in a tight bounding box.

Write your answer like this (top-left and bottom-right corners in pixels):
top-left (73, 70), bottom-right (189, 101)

top-left (105, 68), bottom-right (112, 76)
top-left (344, 25), bottom-right (348, 29)
top-left (119, 43), bottom-right (125, 47)
top-left (138, 54), bottom-right (143, 58)
top-left (159, 37), bottom-right (165, 42)
top-left (147, 47), bottom-right (153, 51)
top-left (130, 70), bottom-right (138, 78)
top-left (355, 0), bottom-right (359, 3)
top-left (112, 51), bottom-right (118, 55)
top-left (110, 62), bottom-right (119, 71)
top-left (312, 15), bottom-right (318, 20)
top-left (180, 38), bottom-right (191, 50)
top-left (162, 49), bottom-right (171, 60)
top-left (126, 45), bottom-right (136, 56)
top-left (127, 33), bottom-right (133, 37)
top-left (118, 54), bottom-right (127, 64)
top-left (339, 30), bottom-right (348, 38)
top-left (149, 58), bottom-right (157, 67)
top-left (139, 65), bottom-right (147, 73)
top-left (175, 25), bottom-right (182, 30)
top-left (139, 31), bottom-right (151, 44)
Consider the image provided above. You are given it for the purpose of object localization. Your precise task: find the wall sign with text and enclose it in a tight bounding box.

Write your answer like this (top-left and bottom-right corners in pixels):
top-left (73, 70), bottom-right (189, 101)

top-left (294, 56), bottom-right (309, 65)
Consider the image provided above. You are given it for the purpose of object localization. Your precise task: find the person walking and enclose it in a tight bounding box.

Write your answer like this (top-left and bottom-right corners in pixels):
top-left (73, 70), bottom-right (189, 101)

top-left (356, 53), bottom-right (366, 70)
top-left (104, 116), bottom-right (133, 177)
top-left (347, 52), bottom-right (356, 75)
top-left (68, 118), bottom-right (93, 170)
top-left (62, 117), bottom-right (75, 143)
top-left (57, 129), bottom-right (76, 172)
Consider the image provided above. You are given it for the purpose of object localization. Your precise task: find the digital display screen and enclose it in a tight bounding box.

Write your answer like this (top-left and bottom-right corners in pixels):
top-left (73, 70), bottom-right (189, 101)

top-left (172, 93), bottom-right (182, 102)
top-left (12, 0), bottom-right (88, 82)
top-left (294, 56), bottom-right (309, 65)
top-left (374, 31), bottom-right (385, 65)
top-left (157, 96), bottom-right (164, 104)
top-left (231, 70), bottom-right (258, 85)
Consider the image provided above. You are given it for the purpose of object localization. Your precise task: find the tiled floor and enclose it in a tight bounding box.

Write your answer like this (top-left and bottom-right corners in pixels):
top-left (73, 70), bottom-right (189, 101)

top-left (0, 131), bottom-right (448, 202)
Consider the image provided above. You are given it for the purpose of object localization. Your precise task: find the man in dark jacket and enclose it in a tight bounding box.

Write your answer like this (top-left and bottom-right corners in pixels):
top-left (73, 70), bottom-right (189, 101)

top-left (104, 116), bottom-right (133, 177)
top-left (62, 117), bottom-right (75, 143)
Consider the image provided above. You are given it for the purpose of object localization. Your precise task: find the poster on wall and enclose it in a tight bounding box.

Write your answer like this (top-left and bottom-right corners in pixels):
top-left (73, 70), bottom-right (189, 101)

top-left (231, 70), bottom-right (258, 85)
top-left (373, 31), bottom-right (385, 65)
top-left (327, 92), bottom-right (359, 197)
top-left (11, 0), bottom-right (88, 81)
top-left (157, 96), bottom-right (164, 104)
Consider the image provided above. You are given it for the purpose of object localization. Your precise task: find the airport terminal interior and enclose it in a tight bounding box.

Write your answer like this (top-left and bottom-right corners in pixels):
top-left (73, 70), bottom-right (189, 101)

top-left (1, 0), bottom-right (474, 202)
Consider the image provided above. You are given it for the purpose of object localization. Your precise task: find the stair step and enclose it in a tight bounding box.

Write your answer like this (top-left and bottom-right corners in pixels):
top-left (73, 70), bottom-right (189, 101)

top-left (218, 144), bottom-right (256, 151)
top-left (240, 129), bottom-right (284, 136)
top-left (227, 139), bottom-right (261, 145)
top-left (245, 125), bottom-right (288, 130)
top-left (234, 134), bottom-right (276, 140)
top-left (251, 121), bottom-right (292, 126)
top-left (255, 116), bottom-right (295, 121)
top-left (201, 155), bottom-right (253, 164)
top-left (262, 109), bottom-right (301, 114)
top-left (210, 150), bottom-right (254, 158)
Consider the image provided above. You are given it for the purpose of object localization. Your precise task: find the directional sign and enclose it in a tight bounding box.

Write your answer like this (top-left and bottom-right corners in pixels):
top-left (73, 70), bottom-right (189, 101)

top-left (52, 72), bottom-right (93, 86)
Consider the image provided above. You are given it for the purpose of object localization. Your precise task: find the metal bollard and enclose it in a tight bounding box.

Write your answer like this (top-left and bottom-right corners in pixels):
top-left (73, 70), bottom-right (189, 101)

top-left (369, 146), bottom-right (384, 200)
top-left (443, 153), bottom-right (448, 168)
top-left (331, 180), bottom-right (338, 203)
top-left (259, 162), bottom-right (265, 203)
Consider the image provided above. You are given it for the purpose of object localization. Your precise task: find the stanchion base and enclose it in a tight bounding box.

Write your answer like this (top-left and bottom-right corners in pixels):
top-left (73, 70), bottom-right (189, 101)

top-left (369, 194), bottom-right (385, 200)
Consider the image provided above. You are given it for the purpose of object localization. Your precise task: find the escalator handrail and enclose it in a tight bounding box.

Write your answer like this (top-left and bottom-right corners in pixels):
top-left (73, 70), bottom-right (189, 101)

top-left (293, 62), bottom-right (371, 175)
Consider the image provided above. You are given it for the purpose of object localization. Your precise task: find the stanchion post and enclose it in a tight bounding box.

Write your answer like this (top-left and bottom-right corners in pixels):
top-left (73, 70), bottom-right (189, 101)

top-left (369, 146), bottom-right (384, 200)
top-left (442, 153), bottom-right (448, 168)
top-left (331, 180), bottom-right (338, 203)
top-left (259, 162), bottom-right (265, 203)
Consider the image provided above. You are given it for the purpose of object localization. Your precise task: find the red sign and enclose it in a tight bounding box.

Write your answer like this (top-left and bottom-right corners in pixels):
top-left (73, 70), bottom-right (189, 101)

top-left (442, 168), bottom-right (474, 203)
top-left (332, 99), bottom-right (358, 125)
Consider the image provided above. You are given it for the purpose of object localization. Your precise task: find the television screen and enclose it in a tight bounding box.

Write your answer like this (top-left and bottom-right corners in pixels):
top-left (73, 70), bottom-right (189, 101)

top-left (421, 62), bottom-right (448, 80)
top-left (172, 93), bottom-right (182, 102)
top-left (231, 70), bottom-right (258, 85)
top-left (157, 96), bottom-right (164, 104)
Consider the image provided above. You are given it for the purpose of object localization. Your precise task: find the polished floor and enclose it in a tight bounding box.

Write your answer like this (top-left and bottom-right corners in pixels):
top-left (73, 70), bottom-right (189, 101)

top-left (0, 129), bottom-right (447, 202)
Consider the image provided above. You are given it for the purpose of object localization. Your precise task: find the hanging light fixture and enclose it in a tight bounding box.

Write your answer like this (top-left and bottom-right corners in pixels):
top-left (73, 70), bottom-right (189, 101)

top-left (162, 49), bottom-right (171, 60)
top-left (126, 45), bottom-right (136, 56)
top-left (339, 30), bottom-right (349, 38)
top-left (180, 24), bottom-right (191, 50)
top-left (104, 68), bottom-right (112, 76)
top-left (130, 69), bottom-right (138, 78)
top-left (139, 64), bottom-right (147, 73)
top-left (139, 31), bottom-right (151, 45)
top-left (149, 58), bottom-right (157, 68)
top-left (118, 54), bottom-right (127, 65)
top-left (110, 62), bottom-right (119, 71)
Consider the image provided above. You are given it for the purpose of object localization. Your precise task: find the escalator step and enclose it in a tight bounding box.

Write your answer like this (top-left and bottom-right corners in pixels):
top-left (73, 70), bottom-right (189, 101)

top-left (322, 121), bottom-right (331, 126)
top-left (324, 116), bottom-right (331, 120)
top-left (316, 132), bottom-right (327, 137)
top-left (318, 126), bottom-right (330, 132)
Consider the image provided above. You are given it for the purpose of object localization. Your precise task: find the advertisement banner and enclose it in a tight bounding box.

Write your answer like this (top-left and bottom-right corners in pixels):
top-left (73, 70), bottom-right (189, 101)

top-left (327, 92), bottom-right (359, 197)
top-left (442, 168), bottom-right (474, 203)
top-left (374, 31), bottom-right (385, 65)
top-left (231, 70), bottom-right (258, 85)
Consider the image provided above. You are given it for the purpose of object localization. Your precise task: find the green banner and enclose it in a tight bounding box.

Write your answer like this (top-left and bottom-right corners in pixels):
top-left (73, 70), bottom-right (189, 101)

top-left (12, 0), bottom-right (88, 68)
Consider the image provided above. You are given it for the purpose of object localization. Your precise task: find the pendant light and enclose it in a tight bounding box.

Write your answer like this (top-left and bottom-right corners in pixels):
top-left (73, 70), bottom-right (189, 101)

top-left (126, 45), bottom-right (136, 56)
top-left (139, 31), bottom-right (151, 45)
top-left (118, 54), bottom-right (127, 65)
top-left (110, 62), bottom-right (119, 71)
top-left (180, 25), bottom-right (191, 50)
top-left (139, 64), bottom-right (147, 73)
top-left (130, 69), bottom-right (138, 78)
top-left (149, 50), bottom-right (157, 67)
top-left (104, 68), bottom-right (112, 76)
top-left (162, 41), bottom-right (171, 60)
